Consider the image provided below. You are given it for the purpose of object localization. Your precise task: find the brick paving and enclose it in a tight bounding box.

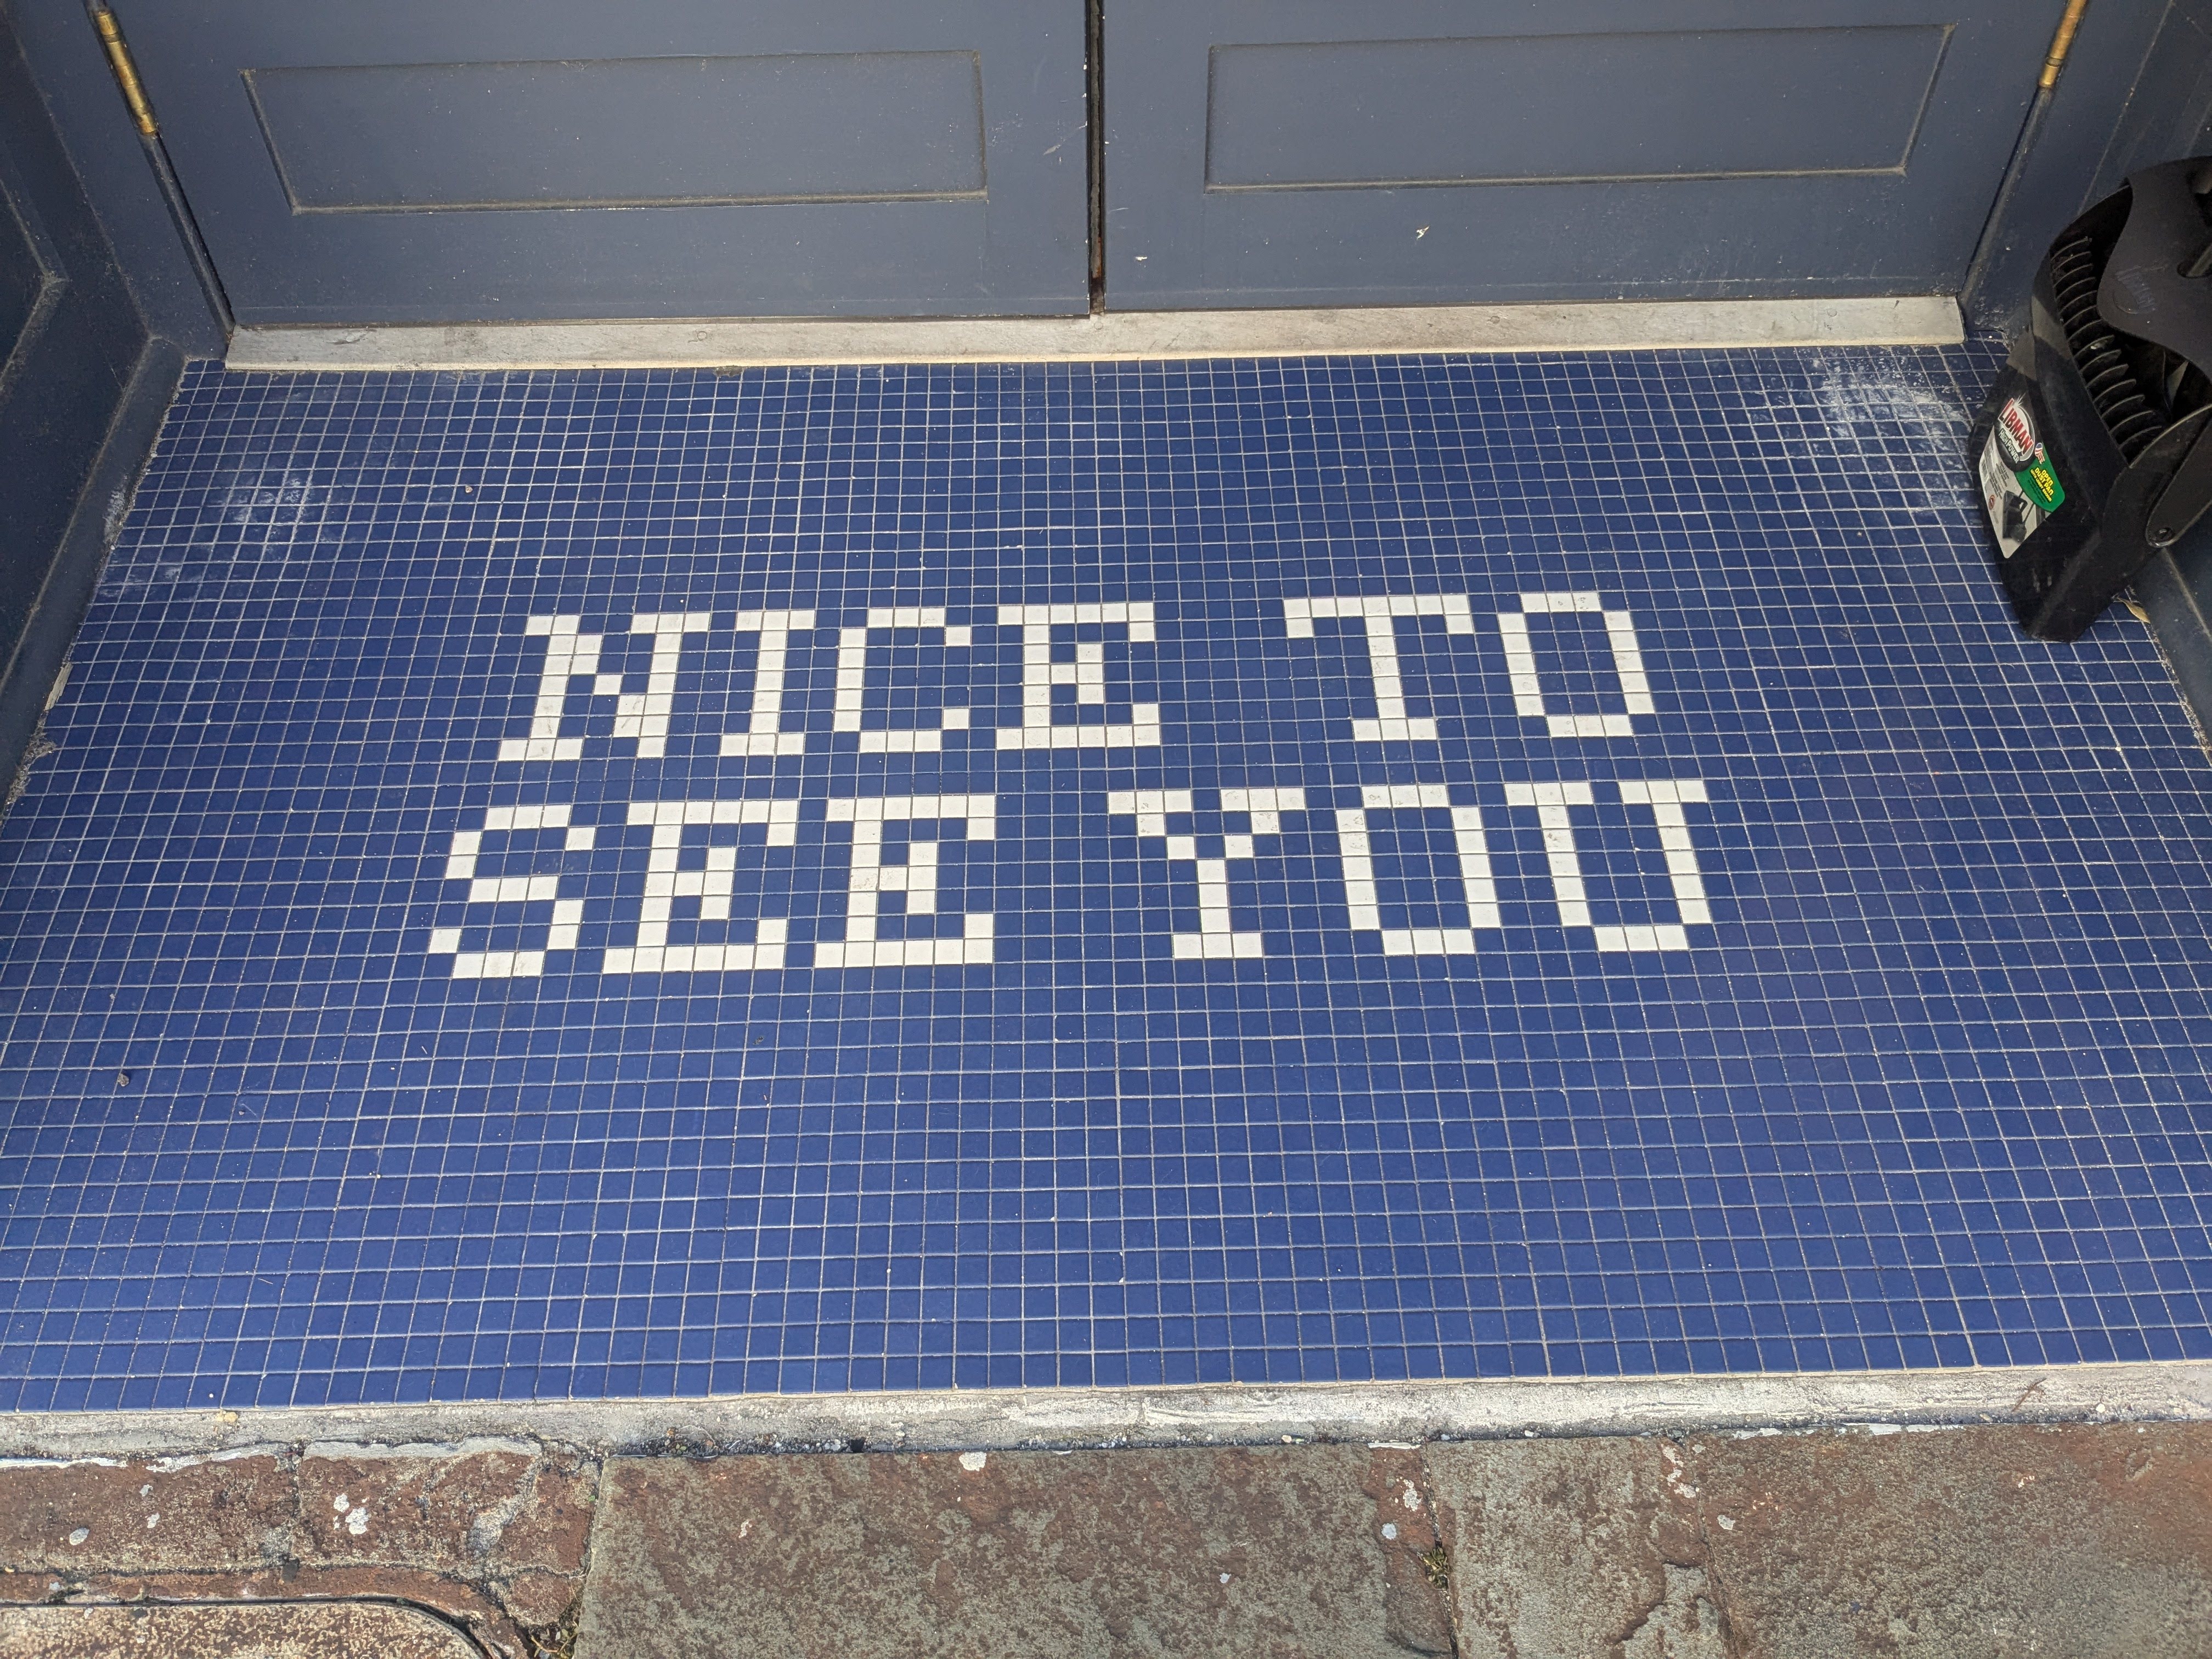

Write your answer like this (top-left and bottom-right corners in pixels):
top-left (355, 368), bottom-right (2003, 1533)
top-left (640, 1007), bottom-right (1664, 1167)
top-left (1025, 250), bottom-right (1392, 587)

top-left (0, 1440), bottom-right (589, 1659)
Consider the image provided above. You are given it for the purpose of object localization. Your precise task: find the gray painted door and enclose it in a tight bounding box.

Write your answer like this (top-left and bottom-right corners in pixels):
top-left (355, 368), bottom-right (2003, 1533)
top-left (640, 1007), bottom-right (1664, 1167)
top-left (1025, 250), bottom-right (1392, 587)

top-left (1103, 0), bottom-right (2067, 308)
top-left (110, 0), bottom-right (1089, 324)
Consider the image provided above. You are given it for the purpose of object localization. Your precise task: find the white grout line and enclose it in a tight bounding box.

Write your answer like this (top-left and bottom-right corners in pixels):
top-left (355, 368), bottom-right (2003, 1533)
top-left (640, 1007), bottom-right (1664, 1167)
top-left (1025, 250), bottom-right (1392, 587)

top-left (225, 296), bottom-right (1964, 373)
top-left (1, 1361), bottom-right (2202, 1459)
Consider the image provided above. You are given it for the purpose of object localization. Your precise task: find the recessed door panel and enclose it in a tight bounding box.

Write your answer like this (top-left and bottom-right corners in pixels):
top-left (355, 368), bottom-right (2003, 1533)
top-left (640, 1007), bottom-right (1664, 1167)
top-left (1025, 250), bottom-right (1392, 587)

top-left (1106, 1), bottom-right (2066, 307)
top-left (247, 53), bottom-right (991, 212)
top-left (114, 0), bottom-right (1087, 324)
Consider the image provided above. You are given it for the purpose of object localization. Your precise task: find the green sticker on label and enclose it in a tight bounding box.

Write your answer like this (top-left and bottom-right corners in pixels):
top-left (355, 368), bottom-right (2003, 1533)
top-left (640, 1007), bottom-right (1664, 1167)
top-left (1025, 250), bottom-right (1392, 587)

top-left (2016, 459), bottom-right (2064, 512)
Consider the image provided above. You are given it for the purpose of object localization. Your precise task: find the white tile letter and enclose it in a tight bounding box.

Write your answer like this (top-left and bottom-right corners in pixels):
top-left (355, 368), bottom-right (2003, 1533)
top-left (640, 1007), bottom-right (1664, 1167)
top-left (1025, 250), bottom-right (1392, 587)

top-left (614, 612), bottom-right (715, 758)
top-left (828, 607), bottom-right (975, 754)
top-left (498, 616), bottom-right (605, 763)
top-left (816, 795), bottom-right (996, 968)
top-left (500, 610), bottom-right (716, 761)
top-left (1109, 787), bottom-right (1304, 958)
top-left (1496, 592), bottom-right (1655, 738)
top-left (601, 798), bottom-right (801, 974)
top-left (996, 603), bottom-right (1161, 749)
top-left (1335, 783), bottom-right (1498, 954)
top-left (1282, 594), bottom-right (1475, 744)
top-left (1503, 779), bottom-right (1709, 950)
top-left (718, 609), bottom-right (819, 758)
top-left (430, 802), bottom-right (596, 977)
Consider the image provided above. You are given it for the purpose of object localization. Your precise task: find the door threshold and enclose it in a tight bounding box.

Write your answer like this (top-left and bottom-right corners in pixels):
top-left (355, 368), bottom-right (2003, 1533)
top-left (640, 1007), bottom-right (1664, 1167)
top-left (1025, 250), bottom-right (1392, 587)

top-left (226, 296), bottom-right (1963, 372)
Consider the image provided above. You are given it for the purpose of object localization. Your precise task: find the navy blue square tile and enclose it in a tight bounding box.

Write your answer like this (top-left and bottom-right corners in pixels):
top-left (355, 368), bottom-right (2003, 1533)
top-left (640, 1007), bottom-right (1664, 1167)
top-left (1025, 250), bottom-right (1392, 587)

top-left (3, 345), bottom-right (2212, 1407)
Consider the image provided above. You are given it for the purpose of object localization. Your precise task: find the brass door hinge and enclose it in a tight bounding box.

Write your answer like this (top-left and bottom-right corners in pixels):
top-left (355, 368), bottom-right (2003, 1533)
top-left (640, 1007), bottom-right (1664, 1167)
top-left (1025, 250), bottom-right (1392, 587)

top-left (92, 9), bottom-right (158, 137)
top-left (2039, 0), bottom-right (2091, 92)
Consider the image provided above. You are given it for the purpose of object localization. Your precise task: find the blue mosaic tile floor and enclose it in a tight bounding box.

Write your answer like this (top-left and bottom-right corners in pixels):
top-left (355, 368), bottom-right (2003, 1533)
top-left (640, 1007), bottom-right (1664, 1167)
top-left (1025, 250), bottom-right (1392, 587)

top-left (6, 345), bottom-right (2212, 1411)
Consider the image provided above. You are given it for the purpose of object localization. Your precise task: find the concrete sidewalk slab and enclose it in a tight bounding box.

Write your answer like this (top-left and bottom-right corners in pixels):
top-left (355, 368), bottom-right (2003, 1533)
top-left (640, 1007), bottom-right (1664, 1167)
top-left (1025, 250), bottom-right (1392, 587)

top-left (1427, 1425), bottom-right (2212, 1659)
top-left (577, 1445), bottom-right (1454, 1659)
top-left (1430, 1437), bottom-right (1723, 1659)
top-left (1692, 1423), bottom-right (2212, 1658)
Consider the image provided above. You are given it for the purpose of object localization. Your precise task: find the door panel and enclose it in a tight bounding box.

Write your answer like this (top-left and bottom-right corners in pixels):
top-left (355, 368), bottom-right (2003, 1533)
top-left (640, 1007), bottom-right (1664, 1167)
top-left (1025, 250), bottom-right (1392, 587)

top-left (114, 0), bottom-right (1087, 324)
top-left (247, 54), bottom-right (989, 211)
top-left (1106, 0), bottom-right (2066, 307)
top-left (1204, 28), bottom-right (1946, 189)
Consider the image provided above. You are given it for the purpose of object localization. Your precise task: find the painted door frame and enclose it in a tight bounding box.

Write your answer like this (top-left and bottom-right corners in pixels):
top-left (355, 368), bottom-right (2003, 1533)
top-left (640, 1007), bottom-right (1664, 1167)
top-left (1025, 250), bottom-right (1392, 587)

top-left (0, 0), bottom-right (187, 798)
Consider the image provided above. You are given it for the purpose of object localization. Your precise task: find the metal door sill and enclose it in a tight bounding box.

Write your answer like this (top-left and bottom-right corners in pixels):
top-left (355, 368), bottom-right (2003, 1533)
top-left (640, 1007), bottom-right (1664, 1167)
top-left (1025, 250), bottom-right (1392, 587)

top-left (225, 296), bottom-right (1963, 372)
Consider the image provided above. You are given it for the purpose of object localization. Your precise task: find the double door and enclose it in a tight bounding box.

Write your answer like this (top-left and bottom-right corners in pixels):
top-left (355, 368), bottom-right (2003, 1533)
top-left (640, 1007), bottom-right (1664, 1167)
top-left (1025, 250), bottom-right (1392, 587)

top-left (108, 0), bottom-right (2067, 324)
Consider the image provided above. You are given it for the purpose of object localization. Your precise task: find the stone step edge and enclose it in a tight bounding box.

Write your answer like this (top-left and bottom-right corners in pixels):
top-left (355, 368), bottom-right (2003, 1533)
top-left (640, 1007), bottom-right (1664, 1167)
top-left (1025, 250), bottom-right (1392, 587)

top-left (2, 1358), bottom-right (2204, 1463)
